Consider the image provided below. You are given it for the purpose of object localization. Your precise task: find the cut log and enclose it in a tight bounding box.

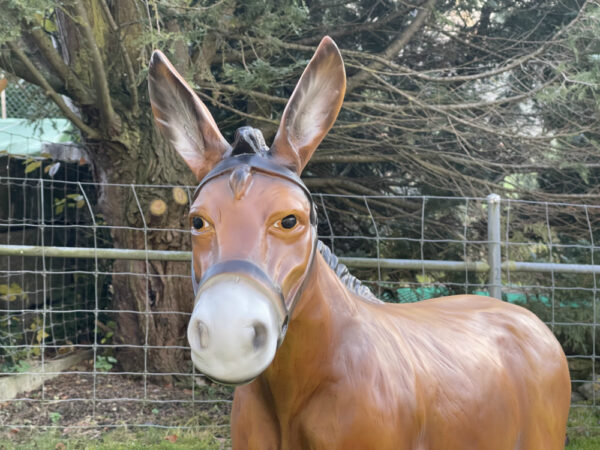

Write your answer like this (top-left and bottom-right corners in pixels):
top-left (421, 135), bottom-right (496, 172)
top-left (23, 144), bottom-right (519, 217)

top-left (150, 198), bottom-right (167, 216)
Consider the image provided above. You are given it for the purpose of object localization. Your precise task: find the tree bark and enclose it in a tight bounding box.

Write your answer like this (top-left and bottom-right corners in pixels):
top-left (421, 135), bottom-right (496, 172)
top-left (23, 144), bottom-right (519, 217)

top-left (89, 118), bottom-right (197, 377)
top-left (51, 1), bottom-right (198, 377)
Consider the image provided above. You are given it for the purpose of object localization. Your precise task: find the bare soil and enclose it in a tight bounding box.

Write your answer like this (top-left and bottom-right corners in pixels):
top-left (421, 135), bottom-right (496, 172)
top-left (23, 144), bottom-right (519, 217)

top-left (0, 357), bottom-right (233, 436)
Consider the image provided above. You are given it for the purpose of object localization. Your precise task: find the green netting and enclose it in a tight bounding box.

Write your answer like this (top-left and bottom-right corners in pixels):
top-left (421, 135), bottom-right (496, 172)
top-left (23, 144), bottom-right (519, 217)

top-left (3, 82), bottom-right (62, 119)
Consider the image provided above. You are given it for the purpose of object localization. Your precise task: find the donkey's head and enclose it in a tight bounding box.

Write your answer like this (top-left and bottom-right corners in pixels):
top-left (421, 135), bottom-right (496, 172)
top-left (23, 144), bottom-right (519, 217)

top-left (148, 37), bottom-right (345, 384)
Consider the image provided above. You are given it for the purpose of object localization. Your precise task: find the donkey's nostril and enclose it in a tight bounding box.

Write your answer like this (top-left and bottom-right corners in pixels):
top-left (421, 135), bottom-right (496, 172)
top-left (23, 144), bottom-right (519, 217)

top-left (196, 320), bottom-right (209, 349)
top-left (252, 322), bottom-right (267, 351)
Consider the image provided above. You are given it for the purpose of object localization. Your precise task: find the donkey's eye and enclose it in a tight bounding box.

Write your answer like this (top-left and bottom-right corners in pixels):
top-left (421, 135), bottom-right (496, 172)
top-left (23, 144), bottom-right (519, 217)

top-left (281, 215), bottom-right (297, 229)
top-left (192, 216), bottom-right (206, 230)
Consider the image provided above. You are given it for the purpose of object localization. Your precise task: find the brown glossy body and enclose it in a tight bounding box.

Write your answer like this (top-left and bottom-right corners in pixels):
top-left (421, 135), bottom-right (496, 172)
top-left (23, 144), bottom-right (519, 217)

top-left (232, 254), bottom-right (570, 449)
top-left (148, 36), bottom-right (571, 450)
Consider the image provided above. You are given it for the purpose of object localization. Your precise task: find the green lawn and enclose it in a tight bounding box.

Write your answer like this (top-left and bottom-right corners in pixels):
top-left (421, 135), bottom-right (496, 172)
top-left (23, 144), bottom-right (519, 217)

top-left (1, 406), bottom-right (599, 449)
top-left (567, 436), bottom-right (600, 450)
top-left (0, 427), bottom-right (230, 450)
top-left (567, 405), bottom-right (600, 449)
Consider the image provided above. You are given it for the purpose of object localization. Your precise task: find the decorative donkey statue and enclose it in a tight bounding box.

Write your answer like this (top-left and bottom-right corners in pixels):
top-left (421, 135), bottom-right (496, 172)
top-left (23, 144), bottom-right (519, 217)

top-left (149, 37), bottom-right (571, 449)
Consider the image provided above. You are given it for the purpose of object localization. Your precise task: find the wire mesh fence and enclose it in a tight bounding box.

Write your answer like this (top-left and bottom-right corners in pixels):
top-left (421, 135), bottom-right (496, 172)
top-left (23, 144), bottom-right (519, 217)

top-left (1, 81), bottom-right (62, 119)
top-left (0, 152), bottom-right (599, 435)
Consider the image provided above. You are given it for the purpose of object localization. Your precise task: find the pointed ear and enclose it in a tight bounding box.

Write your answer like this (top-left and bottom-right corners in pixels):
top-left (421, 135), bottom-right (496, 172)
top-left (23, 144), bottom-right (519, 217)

top-left (148, 50), bottom-right (231, 181)
top-left (269, 36), bottom-right (346, 174)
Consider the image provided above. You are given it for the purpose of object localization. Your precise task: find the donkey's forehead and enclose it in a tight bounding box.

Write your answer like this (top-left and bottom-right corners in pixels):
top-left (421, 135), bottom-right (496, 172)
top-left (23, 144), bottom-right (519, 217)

top-left (191, 169), bottom-right (311, 211)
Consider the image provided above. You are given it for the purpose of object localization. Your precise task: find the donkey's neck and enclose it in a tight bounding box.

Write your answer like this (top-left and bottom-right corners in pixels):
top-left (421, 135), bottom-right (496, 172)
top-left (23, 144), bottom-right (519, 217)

top-left (258, 252), bottom-right (360, 417)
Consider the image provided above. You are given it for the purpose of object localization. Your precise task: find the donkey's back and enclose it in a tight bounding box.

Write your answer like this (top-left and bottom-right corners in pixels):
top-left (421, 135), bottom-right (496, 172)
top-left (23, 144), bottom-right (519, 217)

top-left (340, 294), bottom-right (571, 449)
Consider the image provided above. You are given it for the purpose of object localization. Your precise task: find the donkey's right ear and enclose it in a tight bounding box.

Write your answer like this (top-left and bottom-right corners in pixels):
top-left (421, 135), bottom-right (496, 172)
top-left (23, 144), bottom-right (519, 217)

top-left (148, 50), bottom-right (231, 181)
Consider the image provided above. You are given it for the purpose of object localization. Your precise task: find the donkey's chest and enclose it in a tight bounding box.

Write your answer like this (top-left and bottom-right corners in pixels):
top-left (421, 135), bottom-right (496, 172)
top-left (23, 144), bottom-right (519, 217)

top-left (231, 342), bottom-right (424, 450)
top-left (232, 376), bottom-right (422, 450)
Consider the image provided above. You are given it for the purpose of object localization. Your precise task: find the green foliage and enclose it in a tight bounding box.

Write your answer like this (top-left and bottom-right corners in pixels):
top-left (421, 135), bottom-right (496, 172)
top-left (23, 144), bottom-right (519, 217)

top-left (0, 282), bottom-right (28, 303)
top-left (13, 359), bottom-right (31, 373)
top-left (231, 1), bottom-right (310, 39)
top-left (223, 58), bottom-right (307, 92)
top-left (100, 320), bottom-right (116, 344)
top-left (0, 356), bottom-right (30, 374)
top-left (48, 411), bottom-right (61, 424)
top-left (96, 355), bottom-right (117, 372)
top-left (2, 0), bottom-right (63, 44)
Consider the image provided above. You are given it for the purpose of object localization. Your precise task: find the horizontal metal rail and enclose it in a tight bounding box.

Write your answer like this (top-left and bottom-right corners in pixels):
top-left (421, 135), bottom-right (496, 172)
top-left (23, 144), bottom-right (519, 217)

top-left (0, 244), bottom-right (191, 262)
top-left (1, 244), bottom-right (599, 274)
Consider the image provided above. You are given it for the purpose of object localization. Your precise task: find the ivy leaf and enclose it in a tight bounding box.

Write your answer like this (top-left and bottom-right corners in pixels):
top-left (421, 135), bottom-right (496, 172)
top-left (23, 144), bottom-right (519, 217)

top-left (25, 161), bottom-right (42, 173)
top-left (0, 283), bottom-right (27, 302)
top-left (36, 329), bottom-right (49, 343)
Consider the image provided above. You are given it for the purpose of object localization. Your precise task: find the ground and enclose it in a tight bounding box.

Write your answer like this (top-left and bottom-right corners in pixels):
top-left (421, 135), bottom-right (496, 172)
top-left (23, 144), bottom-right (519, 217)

top-left (0, 357), bottom-right (233, 448)
top-left (1, 359), bottom-right (599, 449)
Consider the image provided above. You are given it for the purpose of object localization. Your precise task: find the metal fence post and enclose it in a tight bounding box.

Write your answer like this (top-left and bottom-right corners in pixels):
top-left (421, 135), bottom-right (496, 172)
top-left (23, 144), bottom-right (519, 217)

top-left (1, 89), bottom-right (6, 119)
top-left (487, 194), bottom-right (502, 299)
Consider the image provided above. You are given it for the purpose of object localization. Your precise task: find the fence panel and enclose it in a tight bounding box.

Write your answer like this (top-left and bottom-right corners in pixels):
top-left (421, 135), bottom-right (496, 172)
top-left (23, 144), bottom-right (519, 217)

top-left (0, 163), bottom-right (599, 435)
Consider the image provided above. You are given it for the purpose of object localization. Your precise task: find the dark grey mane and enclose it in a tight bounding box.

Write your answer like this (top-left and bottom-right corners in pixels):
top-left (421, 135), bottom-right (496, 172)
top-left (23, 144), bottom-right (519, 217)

top-left (317, 241), bottom-right (382, 304)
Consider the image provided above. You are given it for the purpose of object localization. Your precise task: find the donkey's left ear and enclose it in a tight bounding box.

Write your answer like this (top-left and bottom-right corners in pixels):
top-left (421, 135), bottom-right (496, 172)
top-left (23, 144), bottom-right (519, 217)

top-left (269, 36), bottom-right (346, 174)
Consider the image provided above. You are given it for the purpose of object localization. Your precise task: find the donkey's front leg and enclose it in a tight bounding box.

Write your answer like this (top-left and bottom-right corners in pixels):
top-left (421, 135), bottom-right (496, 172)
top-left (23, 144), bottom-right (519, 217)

top-left (231, 384), bottom-right (280, 450)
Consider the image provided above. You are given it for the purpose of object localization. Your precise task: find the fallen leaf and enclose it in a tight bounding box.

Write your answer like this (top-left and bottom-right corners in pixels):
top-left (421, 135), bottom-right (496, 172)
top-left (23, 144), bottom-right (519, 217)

top-left (164, 434), bottom-right (178, 443)
top-left (55, 443), bottom-right (66, 449)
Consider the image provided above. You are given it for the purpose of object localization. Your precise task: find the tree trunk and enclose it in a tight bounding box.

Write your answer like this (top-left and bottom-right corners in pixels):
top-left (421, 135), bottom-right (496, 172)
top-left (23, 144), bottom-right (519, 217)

top-left (89, 118), bottom-right (197, 377)
top-left (46, 0), bottom-right (199, 377)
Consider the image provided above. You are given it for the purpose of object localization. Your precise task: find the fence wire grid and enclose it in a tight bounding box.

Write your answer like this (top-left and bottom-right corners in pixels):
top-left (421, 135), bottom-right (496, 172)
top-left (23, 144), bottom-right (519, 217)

top-left (0, 153), bottom-right (599, 434)
top-left (1, 81), bottom-right (62, 119)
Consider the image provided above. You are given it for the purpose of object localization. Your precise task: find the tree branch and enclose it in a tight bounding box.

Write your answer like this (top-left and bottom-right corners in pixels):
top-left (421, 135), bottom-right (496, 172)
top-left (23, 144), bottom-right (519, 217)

top-left (202, 83), bottom-right (287, 105)
top-left (0, 48), bottom-right (65, 94)
top-left (99, 0), bottom-right (139, 116)
top-left (28, 26), bottom-right (93, 105)
top-left (296, 6), bottom-right (410, 45)
top-left (6, 41), bottom-right (99, 139)
top-left (346, 0), bottom-right (436, 93)
top-left (195, 90), bottom-right (279, 125)
top-left (369, 71), bottom-right (592, 140)
top-left (398, 4), bottom-right (587, 84)
top-left (309, 154), bottom-right (397, 164)
top-left (203, 82), bottom-right (403, 111)
top-left (71, 0), bottom-right (120, 135)
top-left (305, 177), bottom-right (387, 196)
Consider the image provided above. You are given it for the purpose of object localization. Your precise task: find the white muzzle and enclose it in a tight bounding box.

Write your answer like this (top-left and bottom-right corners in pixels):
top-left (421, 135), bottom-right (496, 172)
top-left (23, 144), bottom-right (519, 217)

top-left (187, 272), bottom-right (285, 385)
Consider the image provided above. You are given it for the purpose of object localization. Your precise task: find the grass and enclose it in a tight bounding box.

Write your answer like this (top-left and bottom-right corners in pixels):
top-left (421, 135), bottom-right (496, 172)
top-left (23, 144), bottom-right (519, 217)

top-left (0, 427), bottom-right (230, 450)
top-left (567, 436), bottom-right (600, 450)
top-left (2, 405), bottom-right (599, 449)
top-left (567, 405), bottom-right (600, 449)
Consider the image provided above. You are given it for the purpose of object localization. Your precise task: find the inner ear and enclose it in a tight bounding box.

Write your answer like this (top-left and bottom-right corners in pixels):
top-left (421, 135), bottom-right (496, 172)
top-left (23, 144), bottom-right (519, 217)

top-left (269, 36), bottom-right (346, 174)
top-left (148, 50), bottom-right (231, 181)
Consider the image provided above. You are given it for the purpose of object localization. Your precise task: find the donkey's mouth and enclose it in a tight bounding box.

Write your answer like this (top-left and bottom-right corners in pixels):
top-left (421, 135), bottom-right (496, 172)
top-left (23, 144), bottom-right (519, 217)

top-left (187, 272), bottom-right (285, 385)
top-left (190, 350), bottom-right (266, 387)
